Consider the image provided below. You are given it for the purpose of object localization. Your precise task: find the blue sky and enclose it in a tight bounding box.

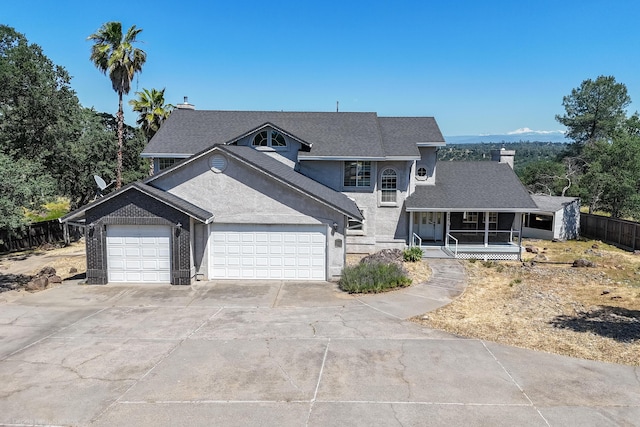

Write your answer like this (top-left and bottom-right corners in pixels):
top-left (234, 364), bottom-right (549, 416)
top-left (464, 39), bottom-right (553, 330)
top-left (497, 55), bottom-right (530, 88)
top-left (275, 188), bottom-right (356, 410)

top-left (4, 0), bottom-right (640, 136)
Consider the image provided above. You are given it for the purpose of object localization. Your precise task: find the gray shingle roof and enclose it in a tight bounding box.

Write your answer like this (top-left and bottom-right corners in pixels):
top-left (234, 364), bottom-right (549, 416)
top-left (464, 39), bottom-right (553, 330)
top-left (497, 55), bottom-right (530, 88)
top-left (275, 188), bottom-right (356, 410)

top-left (142, 109), bottom-right (444, 159)
top-left (61, 182), bottom-right (214, 223)
top-left (378, 117), bottom-right (444, 157)
top-left (406, 162), bottom-right (538, 211)
top-left (531, 195), bottom-right (579, 213)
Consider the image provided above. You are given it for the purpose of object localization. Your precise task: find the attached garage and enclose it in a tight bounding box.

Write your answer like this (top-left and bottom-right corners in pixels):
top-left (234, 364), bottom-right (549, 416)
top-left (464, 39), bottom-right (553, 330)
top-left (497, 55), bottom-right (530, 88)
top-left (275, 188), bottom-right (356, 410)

top-left (210, 224), bottom-right (326, 280)
top-left (106, 225), bottom-right (171, 283)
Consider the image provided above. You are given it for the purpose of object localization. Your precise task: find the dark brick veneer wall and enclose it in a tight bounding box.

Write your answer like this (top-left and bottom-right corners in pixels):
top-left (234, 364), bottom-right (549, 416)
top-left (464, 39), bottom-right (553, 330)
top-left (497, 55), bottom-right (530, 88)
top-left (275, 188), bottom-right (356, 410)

top-left (85, 190), bottom-right (192, 285)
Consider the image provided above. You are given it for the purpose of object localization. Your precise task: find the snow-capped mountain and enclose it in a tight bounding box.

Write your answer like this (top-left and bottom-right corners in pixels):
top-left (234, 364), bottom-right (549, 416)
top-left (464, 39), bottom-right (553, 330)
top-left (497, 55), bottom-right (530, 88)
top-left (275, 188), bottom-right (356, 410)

top-left (445, 128), bottom-right (567, 144)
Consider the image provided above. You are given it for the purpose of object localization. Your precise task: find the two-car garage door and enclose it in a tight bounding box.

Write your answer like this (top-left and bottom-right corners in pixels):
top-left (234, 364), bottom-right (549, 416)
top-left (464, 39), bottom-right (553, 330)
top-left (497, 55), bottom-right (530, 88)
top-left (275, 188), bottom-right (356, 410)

top-left (105, 223), bottom-right (327, 283)
top-left (210, 224), bottom-right (326, 280)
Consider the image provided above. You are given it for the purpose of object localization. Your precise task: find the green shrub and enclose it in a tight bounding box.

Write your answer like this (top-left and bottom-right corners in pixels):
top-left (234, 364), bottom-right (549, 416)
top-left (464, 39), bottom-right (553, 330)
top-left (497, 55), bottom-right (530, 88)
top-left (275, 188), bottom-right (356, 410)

top-left (403, 246), bottom-right (423, 262)
top-left (339, 262), bottom-right (412, 294)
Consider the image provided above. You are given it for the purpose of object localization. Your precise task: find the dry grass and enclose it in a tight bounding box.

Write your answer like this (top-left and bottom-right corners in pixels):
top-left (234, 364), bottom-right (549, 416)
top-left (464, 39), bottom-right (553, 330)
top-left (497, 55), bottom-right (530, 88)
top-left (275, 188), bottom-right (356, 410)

top-left (413, 239), bottom-right (640, 366)
top-left (0, 241), bottom-right (86, 280)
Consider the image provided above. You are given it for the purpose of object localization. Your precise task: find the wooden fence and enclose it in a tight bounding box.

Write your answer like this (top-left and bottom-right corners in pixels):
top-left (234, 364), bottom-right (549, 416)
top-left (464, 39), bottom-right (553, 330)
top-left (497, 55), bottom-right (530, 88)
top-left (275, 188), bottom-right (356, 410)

top-left (0, 220), bottom-right (83, 253)
top-left (580, 213), bottom-right (640, 251)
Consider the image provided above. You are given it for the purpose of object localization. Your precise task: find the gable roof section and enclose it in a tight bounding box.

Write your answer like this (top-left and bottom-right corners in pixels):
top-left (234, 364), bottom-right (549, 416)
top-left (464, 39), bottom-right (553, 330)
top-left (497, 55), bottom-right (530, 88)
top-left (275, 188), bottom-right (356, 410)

top-left (61, 182), bottom-right (215, 223)
top-left (147, 144), bottom-right (363, 220)
top-left (143, 110), bottom-right (441, 160)
top-left (378, 117), bottom-right (445, 157)
top-left (531, 195), bottom-right (580, 213)
top-left (406, 162), bottom-right (538, 212)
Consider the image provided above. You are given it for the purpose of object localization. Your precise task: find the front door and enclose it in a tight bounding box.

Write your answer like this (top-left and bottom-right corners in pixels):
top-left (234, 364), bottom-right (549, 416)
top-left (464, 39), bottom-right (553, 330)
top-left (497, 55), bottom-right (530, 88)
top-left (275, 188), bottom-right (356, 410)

top-left (417, 212), bottom-right (444, 241)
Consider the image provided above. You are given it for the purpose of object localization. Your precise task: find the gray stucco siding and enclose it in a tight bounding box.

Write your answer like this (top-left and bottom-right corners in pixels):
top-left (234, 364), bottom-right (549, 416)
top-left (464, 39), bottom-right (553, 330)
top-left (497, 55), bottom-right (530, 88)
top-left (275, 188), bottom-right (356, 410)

top-left (84, 190), bottom-right (192, 285)
top-left (152, 154), bottom-right (347, 280)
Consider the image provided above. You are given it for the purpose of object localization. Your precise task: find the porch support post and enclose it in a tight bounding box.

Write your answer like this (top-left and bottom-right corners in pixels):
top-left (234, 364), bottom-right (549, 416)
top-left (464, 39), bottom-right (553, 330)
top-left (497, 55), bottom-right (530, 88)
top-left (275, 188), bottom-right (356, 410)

top-left (518, 213), bottom-right (524, 261)
top-left (484, 211), bottom-right (489, 247)
top-left (445, 211), bottom-right (450, 247)
top-left (408, 212), bottom-right (414, 247)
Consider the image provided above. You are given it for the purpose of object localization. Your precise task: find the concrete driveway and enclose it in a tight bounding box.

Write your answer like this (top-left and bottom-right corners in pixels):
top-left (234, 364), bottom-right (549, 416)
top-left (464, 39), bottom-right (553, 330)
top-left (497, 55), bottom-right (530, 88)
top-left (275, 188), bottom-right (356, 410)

top-left (0, 259), bottom-right (638, 426)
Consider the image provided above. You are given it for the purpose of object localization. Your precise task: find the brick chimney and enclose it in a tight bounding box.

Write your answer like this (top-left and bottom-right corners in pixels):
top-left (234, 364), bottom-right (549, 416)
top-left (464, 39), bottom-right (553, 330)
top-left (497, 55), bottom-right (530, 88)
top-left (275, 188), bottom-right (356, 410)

top-left (491, 148), bottom-right (515, 169)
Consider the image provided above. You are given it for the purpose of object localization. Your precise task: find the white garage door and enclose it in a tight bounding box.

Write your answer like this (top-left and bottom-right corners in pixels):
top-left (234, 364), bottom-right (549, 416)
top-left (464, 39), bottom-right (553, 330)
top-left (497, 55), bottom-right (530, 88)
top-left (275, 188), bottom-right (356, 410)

top-left (106, 225), bottom-right (171, 283)
top-left (210, 224), bottom-right (326, 280)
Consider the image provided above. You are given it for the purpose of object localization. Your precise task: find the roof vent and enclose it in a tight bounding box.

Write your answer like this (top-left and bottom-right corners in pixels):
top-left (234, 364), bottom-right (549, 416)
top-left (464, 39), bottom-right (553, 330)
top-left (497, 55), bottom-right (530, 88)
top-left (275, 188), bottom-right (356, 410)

top-left (176, 96), bottom-right (195, 110)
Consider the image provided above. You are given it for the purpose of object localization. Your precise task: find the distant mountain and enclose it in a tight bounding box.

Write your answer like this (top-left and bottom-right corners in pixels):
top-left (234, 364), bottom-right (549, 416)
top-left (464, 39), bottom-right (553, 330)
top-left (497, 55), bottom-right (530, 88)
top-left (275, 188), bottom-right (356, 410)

top-left (446, 129), bottom-right (568, 144)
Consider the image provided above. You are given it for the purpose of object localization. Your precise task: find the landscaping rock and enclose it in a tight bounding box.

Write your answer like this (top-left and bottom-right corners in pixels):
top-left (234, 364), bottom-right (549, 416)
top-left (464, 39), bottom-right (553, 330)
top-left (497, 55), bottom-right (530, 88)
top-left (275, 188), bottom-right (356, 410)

top-left (25, 276), bottom-right (48, 291)
top-left (533, 254), bottom-right (548, 261)
top-left (39, 266), bottom-right (56, 276)
top-left (359, 249), bottom-right (408, 274)
top-left (48, 275), bottom-right (62, 284)
top-left (573, 258), bottom-right (596, 268)
top-left (360, 249), bottom-right (403, 265)
top-left (525, 246), bottom-right (539, 254)
top-left (69, 267), bottom-right (78, 274)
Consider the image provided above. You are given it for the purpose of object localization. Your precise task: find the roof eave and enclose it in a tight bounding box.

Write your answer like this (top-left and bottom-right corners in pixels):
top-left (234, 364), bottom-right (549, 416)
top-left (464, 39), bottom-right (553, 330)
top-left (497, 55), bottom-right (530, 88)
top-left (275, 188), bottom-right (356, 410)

top-left (298, 156), bottom-right (387, 161)
top-left (406, 207), bottom-right (539, 212)
top-left (416, 141), bottom-right (446, 147)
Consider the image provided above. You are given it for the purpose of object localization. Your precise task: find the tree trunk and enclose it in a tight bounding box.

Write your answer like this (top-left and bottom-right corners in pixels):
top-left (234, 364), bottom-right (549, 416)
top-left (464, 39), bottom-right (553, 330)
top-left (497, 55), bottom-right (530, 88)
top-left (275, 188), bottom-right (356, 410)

top-left (116, 92), bottom-right (124, 189)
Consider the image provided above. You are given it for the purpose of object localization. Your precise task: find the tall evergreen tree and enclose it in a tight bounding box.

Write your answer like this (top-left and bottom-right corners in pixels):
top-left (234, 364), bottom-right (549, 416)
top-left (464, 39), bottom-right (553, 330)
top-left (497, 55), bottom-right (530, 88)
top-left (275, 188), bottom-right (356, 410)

top-left (556, 75), bottom-right (630, 148)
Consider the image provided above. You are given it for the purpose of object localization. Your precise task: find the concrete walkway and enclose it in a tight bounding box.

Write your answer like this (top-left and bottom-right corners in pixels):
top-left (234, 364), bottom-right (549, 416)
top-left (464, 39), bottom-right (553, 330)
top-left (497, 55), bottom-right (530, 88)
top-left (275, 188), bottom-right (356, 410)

top-left (0, 260), bottom-right (638, 426)
top-left (356, 258), bottom-right (466, 319)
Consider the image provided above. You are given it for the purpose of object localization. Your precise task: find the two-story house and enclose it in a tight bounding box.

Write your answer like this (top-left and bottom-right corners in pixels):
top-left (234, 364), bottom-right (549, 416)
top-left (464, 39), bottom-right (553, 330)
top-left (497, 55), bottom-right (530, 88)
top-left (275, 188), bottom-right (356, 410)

top-left (62, 105), bottom-right (537, 285)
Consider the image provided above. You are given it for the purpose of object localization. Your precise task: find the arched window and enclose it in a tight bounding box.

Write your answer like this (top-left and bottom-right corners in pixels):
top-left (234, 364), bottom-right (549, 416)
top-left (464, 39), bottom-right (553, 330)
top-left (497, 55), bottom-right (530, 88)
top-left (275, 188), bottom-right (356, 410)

top-left (381, 168), bottom-right (397, 203)
top-left (252, 130), bottom-right (287, 149)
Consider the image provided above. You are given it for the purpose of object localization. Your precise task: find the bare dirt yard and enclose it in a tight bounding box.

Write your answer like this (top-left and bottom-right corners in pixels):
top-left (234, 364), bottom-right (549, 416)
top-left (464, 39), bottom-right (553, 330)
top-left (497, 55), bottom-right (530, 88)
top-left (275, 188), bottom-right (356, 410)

top-left (414, 239), bottom-right (640, 366)
top-left (0, 241), bottom-right (86, 295)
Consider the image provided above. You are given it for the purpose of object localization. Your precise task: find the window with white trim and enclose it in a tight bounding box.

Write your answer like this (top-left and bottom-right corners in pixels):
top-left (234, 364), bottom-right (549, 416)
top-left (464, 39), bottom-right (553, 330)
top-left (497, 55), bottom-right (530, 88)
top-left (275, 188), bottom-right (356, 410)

top-left (347, 209), bottom-right (365, 235)
top-left (343, 161), bottom-right (371, 187)
top-left (380, 168), bottom-right (397, 204)
top-left (416, 166), bottom-right (428, 180)
top-left (158, 158), bottom-right (179, 170)
top-left (252, 130), bottom-right (287, 149)
top-left (462, 211), bottom-right (479, 229)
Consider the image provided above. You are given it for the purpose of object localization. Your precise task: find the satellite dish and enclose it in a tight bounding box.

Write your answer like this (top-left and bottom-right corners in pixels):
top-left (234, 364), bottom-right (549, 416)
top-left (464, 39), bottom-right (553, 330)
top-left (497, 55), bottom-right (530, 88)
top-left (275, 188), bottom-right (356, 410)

top-left (94, 175), bottom-right (107, 191)
top-left (93, 175), bottom-right (116, 200)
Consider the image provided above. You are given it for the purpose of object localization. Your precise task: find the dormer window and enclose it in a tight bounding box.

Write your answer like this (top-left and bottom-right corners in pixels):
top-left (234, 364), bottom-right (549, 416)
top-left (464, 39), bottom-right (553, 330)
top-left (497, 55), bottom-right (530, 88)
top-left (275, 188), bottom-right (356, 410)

top-left (252, 130), bottom-right (287, 149)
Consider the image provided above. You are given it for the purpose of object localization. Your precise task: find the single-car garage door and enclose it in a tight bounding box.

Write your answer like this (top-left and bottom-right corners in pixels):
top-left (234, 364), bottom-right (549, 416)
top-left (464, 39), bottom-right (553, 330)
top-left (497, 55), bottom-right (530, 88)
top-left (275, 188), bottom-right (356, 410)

top-left (106, 225), bottom-right (171, 283)
top-left (210, 224), bottom-right (326, 280)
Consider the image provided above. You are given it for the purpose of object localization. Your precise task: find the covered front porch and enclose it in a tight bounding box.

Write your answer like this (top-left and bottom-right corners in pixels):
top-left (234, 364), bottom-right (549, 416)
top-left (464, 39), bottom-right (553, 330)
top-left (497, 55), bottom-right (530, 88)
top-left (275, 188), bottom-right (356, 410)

top-left (408, 211), bottom-right (524, 260)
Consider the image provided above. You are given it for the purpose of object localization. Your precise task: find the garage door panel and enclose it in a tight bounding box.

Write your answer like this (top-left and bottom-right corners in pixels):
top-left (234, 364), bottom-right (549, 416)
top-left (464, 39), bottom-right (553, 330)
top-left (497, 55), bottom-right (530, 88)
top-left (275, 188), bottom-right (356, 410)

top-left (107, 225), bottom-right (171, 283)
top-left (210, 224), bottom-right (326, 281)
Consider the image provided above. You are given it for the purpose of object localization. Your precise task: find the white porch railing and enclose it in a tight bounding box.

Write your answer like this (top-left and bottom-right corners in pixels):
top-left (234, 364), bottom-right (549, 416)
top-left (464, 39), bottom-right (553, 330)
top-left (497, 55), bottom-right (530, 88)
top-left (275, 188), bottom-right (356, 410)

top-left (447, 229), bottom-right (520, 246)
top-left (446, 233), bottom-right (458, 257)
top-left (412, 233), bottom-right (422, 248)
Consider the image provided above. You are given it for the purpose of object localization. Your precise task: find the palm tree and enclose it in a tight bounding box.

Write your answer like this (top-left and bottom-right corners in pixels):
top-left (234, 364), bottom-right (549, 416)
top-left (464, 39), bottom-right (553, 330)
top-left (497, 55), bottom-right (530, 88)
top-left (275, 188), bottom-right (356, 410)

top-left (129, 88), bottom-right (174, 141)
top-left (88, 22), bottom-right (146, 189)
